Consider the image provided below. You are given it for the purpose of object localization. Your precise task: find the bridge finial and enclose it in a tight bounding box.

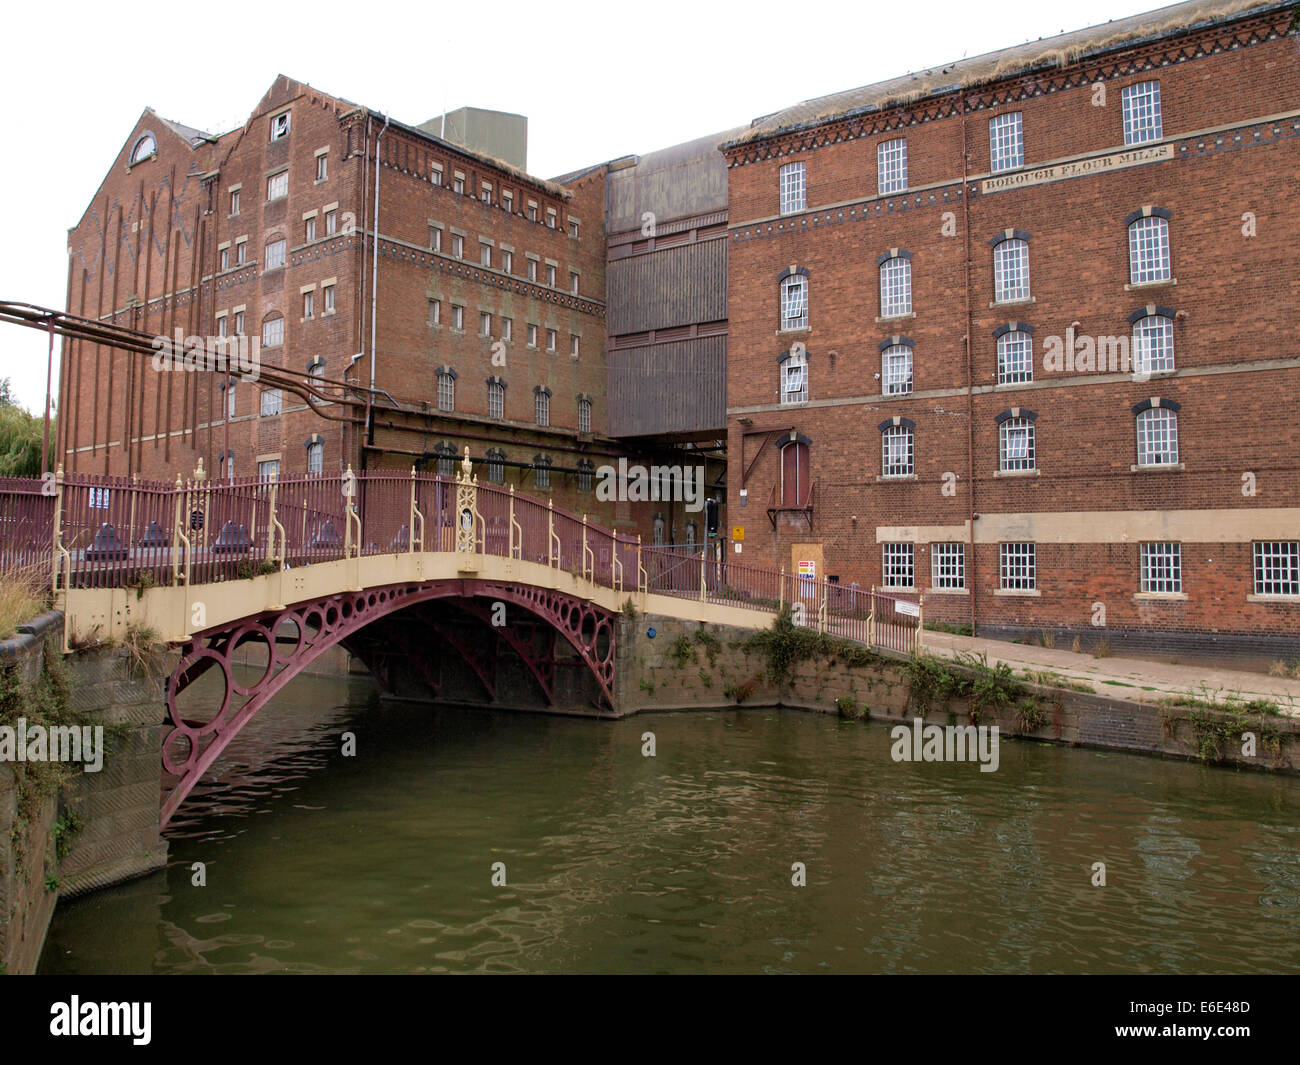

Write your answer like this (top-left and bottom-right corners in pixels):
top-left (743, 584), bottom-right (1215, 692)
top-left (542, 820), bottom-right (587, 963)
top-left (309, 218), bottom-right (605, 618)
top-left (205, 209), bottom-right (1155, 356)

top-left (460, 446), bottom-right (473, 482)
top-left (193, 457), bottom-right (206, 482)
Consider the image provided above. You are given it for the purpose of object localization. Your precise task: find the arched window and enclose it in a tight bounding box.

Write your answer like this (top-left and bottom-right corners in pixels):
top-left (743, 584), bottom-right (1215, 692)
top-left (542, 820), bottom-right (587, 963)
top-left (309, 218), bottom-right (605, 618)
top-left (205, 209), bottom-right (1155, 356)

top-left (1127, 209), bottom-right (1171, 284)
top-left (778, 433), bottom-right (811, 508)
top-left (434, 442), bottom-right (457, 477)
top-left (307, 357), bottom-right (326, 379)
top-left (306, 441), bottom-right (324, 474)
top-left (878, 250), bottom-right (912, 318)
top-left (995, 325), bottom-right (1034, 385)
top-left (130, 134), bottom-right (156, 164)
top-left (534, 386), bottom-right (551, 427)
top-left (534, 454), bottom-right (552, 490)
top-left (578, 458), bottom-right (595, 493)
top-left (877, 138), bottom-right (907, 195)
top-left (486, 447), bottom-right (506, 484)
top-left (577, 396), bottom-right (592, 434)
top-left (779, 344), bottom-right (808, 405)
top-left (880, 337), bottom-right (913, 396)
top-left (992, 233), bottom-right (1030, 303)
top-left (261, 315), bottom-right (284, 348)
top-left (1135, 401), bottom-right (1179, 466)
top-left (487, 377), bottom-right (505, 419)
top-left (436, 367), bottom-right (456, 412)
top-left (996, 410), bottom-right (1037, 472)
top-left (779, 270), bottom-right (808, 331)
top-left (1130, 309), bottom-right (1175, 374)
top-left (880, 421), bottom-right (914, 477)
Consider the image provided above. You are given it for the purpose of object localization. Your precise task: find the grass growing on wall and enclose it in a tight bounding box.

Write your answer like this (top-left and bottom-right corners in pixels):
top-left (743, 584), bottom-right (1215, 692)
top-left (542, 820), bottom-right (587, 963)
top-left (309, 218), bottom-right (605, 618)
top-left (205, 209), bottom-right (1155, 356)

top-left (0, 565), bottom-right (51, 642)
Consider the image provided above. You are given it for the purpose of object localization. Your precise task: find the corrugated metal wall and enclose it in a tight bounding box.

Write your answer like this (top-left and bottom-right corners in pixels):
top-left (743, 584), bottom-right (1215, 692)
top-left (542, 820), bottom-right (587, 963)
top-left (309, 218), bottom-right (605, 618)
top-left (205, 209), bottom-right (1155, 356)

top-left (607, 335), bottom-right (726, 437)
top-left (606, 240), bottom-right (727, 335)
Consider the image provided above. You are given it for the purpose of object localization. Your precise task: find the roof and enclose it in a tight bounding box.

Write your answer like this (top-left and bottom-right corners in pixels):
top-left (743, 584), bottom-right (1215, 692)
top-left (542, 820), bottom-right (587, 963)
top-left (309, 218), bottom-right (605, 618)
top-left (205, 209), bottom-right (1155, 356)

top-left (153, 111), bottom-right (216, 146)
top-left (722, 0), bottom-right (1286, 149)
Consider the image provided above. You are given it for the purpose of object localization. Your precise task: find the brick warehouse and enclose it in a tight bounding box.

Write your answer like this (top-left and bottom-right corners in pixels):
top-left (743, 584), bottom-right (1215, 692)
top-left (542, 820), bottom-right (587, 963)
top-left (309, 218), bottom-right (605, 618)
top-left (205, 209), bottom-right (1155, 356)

top-left (723, 0), bottom-right (1300, 655)
top-left (56, 0), bottom-right (1299, 651)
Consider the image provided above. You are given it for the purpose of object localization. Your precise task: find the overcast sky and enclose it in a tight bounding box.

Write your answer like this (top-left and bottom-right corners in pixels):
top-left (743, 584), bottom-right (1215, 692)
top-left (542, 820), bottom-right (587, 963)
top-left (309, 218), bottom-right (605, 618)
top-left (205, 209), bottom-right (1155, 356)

top-left (0, 0), bottom-right (1176, 415)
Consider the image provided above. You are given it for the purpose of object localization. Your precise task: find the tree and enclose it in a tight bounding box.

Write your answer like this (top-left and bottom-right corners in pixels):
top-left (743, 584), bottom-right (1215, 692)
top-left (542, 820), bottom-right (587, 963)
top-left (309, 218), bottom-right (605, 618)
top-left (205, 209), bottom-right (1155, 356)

top-left (0, 379), bottom-right (49, 478)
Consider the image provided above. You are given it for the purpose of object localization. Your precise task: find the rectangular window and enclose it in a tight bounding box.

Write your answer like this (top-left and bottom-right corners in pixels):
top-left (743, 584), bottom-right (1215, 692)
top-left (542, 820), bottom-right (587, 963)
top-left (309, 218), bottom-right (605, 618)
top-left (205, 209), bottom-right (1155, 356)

top-left (262, 318), bottom-right (284, 347)
top-left (325, 209), bottom-right (337, 236)
top-left (219, 247), bottom-right (229, 271)
top-left (480, 243), bottom-right (492, 268)
top-left (989, 112), bottom-right (1024, 172)
top-left (267, 172), bottom-right (288, 201)
top-left (1122, 81), bottom-right (1163, 145)
top-left (1140, 542), bottom-right (1182, 593)
top-left (527, 259), bottom-right (538, 282)
top-left (570, 271), bottom-right (579, 295)
top-left (1254, 542), bottom-right (1300, 596)
top-left (1136, 407), bottom-right (1178, 466)
top-left (236, 240), bottom-right (247, 265)
top-left (570, 335), bottom-right (579, 358)
top-left (502, 250), bottom-right (513, 274)
top-left (546, 208), bottom-right (557, 229)
top-left (480, 311), bottom-right (492, 336)
top-left (528, 203), bottom-right (538, 222)
top-left (429, 299), bottom-right (441, 325)
top-left (234, 310), bottom-right (245, 334)
top-left (546, 264), bottom-right (556, 287)
top-left (527, 323), bottom-right (538, 347)
top-left (781, 356), bottom-right (807, 405)
top-left (997, 331), bottom-right (1033, 385)
top-left (451, 305), bottom-right (463, 331)
top-left (303, 290), bottom-right (314, 319)
top-left (931, 543), bottom-right (966, 590)
top-left (877, 139), bottom-right (907, 195)
top-left (227, 382), bottom-right (236, 419)
top-left (779, 162), bottom-right (806, 214)
top-left (316, 154), bottom-right (327, 181)
top-left (1000, 543), bottom-right (1036, 590)
top-left (270, 112), bottom-right (290, 140)
top-left (258, 459), bottom-right (280, 481)
top-left (452, 234), bottom-right (464, 259)
top-left (546, 328), bottom-right (557, 352)
top-left (323, 284), bottom-right (335, 314)
top-left (781, 276), bottom-right (807, 330)
top-left (999, 419), bottom-right (1035, 472)
top-left (502, 317), bottom-right (512, 341)
top-left (502, 191), bottom-right (513, 213)
top-left (217, 315), bottom-right (228, 338)
top-left (307, 442), bottom-right (324, 474)
top-left (481, 183), bottom-right (492, 203)
top-left (260, 389), bottom-right (282, 417)
top-left (265, 239), bottom-right (286, 271)
top-left (881, 426), bottom-right (913, 477)
top-left (430, 227), bottom-right (442, 252)
top-left (305, 217), bottom-right (317, 242)
top-left (536, 460), bottom-right (551, 490)
top-left (453, 175), bottom-right (465, 195)
top-left (431, 164), bottom-right (443, 187)
top-left (230, 188), bottom-right (240, 215)
top-left (569, 220), bottom-right (579, 239)
top-left (1128, 216), bottom-right (1171, 285)
top-left (882, 543), bottom-right (914, 589)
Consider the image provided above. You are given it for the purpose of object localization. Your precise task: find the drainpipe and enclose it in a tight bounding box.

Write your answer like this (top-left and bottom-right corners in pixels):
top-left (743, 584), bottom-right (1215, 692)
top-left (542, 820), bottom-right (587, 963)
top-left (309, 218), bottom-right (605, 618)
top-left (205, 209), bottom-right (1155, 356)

top-left (365, 112), bottom-right (390, 458)
top-left (961, 96), bottom-right (978, 637)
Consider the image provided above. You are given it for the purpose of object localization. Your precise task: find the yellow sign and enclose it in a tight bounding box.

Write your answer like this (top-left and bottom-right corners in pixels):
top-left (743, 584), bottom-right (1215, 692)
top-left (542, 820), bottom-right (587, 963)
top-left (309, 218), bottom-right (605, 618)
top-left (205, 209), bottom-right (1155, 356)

top-left (731, 526), bottom-right (745, 542)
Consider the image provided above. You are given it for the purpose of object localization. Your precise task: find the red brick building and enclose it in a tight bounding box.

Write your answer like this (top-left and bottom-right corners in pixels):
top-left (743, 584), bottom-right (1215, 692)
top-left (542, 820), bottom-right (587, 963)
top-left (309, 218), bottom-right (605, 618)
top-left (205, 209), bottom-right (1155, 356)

top-left (723, 0), bottom-right (1300, 654)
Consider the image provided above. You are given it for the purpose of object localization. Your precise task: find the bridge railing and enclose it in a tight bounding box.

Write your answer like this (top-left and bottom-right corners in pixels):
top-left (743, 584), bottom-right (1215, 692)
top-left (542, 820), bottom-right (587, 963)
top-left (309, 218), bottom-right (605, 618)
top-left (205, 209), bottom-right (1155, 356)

top-left (1, 470), bottom-right (920, 655)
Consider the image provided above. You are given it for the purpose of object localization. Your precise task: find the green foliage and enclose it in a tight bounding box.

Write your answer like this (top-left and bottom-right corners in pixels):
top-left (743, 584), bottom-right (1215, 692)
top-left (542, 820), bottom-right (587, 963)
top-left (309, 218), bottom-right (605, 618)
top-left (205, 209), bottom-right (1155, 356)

top-left (668, 634), bottom-right (695, 669)
top-left (923, 620), bottom-right (974, 636)
top-left (621, 597), bottom-right (638, 621)
top-left (0, 379), bottom-right (47, 478)
top-left (697, 669), bottom-right (712, 689)
top-left (44, 875), bottom-right (61, 893)
top-left (835, 694), bottom-right (866, 720)
top-left (53, 809), bottom-right (85, 860)
top-left (638, 676), bottom-right (656, 694)
top-left (905, 650), bottom-right (1032, 725)
top-left (692, 624), bottom-right (721, 668)
top-left (722, 677), bottom-right (758, 704)
top-left (743, 605), bottom-right (882, 689)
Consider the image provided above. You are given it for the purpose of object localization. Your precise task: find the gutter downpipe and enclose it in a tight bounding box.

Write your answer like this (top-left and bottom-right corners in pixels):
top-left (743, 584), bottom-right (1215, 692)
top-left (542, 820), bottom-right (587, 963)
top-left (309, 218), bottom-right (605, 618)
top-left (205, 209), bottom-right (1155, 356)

top-left (961, 95), bottom-right (977, 638)
top-left (365, 112), bottom-right (390, 461)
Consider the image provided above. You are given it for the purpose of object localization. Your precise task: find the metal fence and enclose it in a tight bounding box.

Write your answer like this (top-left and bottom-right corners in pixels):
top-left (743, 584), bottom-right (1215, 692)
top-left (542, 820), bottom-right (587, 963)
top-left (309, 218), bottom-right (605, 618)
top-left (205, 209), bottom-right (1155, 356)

top-left (0, 470), bottom-right (920, 655)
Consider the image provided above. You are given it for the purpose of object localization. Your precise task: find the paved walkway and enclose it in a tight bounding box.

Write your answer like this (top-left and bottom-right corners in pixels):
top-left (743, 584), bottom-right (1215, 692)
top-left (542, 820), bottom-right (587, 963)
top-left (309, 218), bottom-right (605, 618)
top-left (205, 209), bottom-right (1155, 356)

top-left (919, 630), bottom-right (1300, 716)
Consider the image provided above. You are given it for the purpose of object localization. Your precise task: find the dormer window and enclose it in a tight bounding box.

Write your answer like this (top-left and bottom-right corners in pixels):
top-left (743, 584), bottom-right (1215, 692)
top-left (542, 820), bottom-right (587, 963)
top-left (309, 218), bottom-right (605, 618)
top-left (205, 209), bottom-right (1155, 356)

top-left (271, 111), bottom-right (291, 141)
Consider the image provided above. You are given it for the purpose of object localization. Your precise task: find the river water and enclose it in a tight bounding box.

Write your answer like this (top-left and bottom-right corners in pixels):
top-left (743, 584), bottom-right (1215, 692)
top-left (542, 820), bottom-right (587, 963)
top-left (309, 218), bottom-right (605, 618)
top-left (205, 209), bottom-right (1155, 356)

top-left (38, 669), bottom-right (1300, 974)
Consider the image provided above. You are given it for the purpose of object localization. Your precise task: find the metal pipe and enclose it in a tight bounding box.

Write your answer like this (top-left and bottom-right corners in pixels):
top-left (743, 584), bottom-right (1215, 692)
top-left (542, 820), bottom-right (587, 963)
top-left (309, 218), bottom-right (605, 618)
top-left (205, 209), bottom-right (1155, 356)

top-left (961, 95), bottom-right (977, 637)
top-left (366, 113), bottom-right (390, 451)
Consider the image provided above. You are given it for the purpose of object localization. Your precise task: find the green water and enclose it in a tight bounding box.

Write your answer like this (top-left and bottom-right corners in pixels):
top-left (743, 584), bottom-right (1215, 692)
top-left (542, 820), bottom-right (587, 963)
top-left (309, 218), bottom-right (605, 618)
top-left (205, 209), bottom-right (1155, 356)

top-left (38, 672), bottom-right (1300, 974)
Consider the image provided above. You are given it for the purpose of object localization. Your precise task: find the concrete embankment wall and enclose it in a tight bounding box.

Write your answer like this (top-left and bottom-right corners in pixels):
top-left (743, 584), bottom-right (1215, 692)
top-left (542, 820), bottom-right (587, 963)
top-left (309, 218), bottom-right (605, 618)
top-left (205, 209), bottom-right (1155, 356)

top-left (617, 615), bottom-right (1300, 773)
top-left (0, 613), bottom-right (167, 974)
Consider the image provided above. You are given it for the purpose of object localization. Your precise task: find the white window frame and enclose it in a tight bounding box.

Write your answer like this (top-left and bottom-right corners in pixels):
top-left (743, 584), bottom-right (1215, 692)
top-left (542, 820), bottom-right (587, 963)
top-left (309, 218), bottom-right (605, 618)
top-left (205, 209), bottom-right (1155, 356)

top-left (260, 388), bottom-right (282, 417)
top-left (1136, 407), bottom-right (1178, 466)
top-left (265, 238), bottom-right (287, 272)
top-left (1140, 541), bottom-right (1182, 593)
top-left (1254, 542), bottom-right (1300, 597)
top-left (999, 418), bottom-right (1035, 472)
top-left (880, 256), bottom-right (912, 318)
top-left (997, 331), bottom-right (1033, 385)
top-left (931, 543), bottom-right (966, 590)
top-left (307, 441), bottom-right (324, 474)
top-left (267, 171), bottom-right (288, 201)
top-left (262, 317), bottom-right (284, 348)
top-left (989, 112), bottom-right (1024, 172)
top-left (780, 275), bottom-right (808, 331)
top-left (877, 139), bottom-right (908, 195)
top-left (881, 424), bottom-right (914, 477)
top-left (1122, 81), bottom-right (1163, 145)
top-left (993, 239), bottom-right (1030, 303)
top-left (535, 390), bottom-right (550, 427)
top-left (578, 398), bottom-right (592, 434)
top-left (882, 344), bottom-right (913, 396)
top-left (437, 371), bottom-right (455, 413)
top-left (882, 543), bottom-right (915, 590)
top-left (270, 111), bottom-right (291, 141)
top-left (779, 162), bottom-right (806, 215)
top-left (488, 380), bottom-right (505, 419)
top-left (780, 349), bottom-right (808, 406)
top-left (1132, 315), bottom-right (1175, 374)
top-left (1000, 542), bottom-right (1036, 590)
top-left (258, 459), bottom-right (280, 481)
top-left (1128, 216), bottom-right (1171, 284)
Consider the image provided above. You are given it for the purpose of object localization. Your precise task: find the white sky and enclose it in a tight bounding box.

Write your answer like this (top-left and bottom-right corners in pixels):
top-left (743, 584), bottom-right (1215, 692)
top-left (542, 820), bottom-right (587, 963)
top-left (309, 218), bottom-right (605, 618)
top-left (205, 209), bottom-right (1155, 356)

top-left (0, 0), bottom-right (1172, 414)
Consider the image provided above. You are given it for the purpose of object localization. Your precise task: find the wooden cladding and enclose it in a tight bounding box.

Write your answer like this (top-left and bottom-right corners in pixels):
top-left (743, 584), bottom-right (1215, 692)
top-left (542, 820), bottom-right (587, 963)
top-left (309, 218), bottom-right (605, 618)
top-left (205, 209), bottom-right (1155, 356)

top-left (606, 335), bottom-right (726, 437)
top-left (607, 239), bottom-right (727, 335)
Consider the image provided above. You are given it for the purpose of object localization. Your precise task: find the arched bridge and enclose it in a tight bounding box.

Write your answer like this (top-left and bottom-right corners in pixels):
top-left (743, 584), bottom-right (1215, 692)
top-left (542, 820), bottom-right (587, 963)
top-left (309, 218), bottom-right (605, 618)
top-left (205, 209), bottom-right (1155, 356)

top-left (1, 456), bottom-right (921, 826)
